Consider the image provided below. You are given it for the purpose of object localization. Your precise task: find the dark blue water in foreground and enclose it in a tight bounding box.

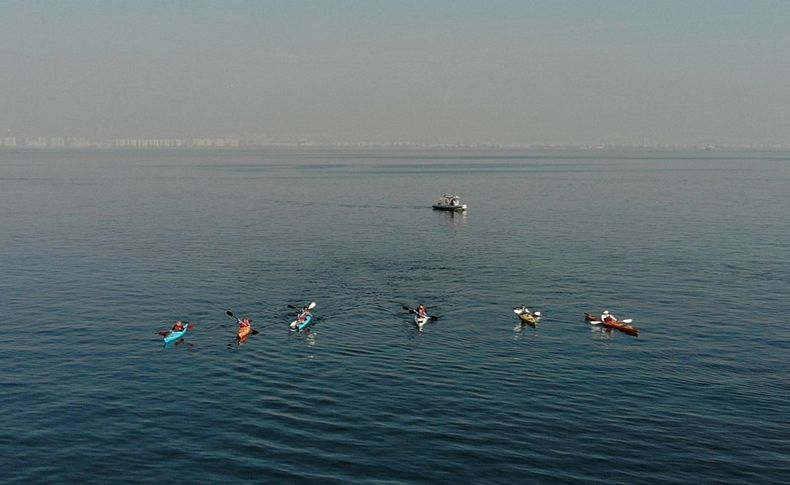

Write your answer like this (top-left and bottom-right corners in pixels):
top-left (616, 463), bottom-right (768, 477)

top-left (1, 148), bottom-right (788, 483)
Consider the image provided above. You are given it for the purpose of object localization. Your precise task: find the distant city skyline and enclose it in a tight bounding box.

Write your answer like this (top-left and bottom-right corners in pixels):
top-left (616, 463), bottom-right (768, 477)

top-left (4, 133), bottom-right (789, 150)
top-left (2, 1), bottom-right (789, 146)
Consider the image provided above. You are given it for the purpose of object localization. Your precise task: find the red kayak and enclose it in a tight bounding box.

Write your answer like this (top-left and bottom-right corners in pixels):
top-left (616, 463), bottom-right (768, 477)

top-left (584, 313), bottom-right (639, 337)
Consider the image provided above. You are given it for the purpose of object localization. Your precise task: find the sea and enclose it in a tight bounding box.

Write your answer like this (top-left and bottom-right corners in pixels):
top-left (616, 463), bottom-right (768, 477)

top-left (1, 148), bottom-right (788, 483)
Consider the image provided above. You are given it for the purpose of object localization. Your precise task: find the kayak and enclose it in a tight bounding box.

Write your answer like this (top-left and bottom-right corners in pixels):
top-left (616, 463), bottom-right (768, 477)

top-left (414, 314), bottom-right (429, 331)
top-left (584, 313), bottom-right (639, 337)
top-left (516, 312), bottom-right (540, 327)
top-left (291, 314), bottom-right (315, 332)
top-left (163, 326), bottom-right (188, 344)
top-left (237, 325), bottom-right (253, 340)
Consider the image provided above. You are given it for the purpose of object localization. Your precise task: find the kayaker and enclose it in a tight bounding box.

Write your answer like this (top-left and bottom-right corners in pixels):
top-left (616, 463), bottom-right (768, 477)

top-left (297, 307), bottom-right (311, 323)
top-left (171, 321), bottom-right (185, 332)
top-left (601, 310), bottom-right (616, 323)
top-left (518, 305), bottom-right (531, 316)
top-left (416, 304), bottom-right (428, 318)
top-left (238, 317), bottom-right (252, 329)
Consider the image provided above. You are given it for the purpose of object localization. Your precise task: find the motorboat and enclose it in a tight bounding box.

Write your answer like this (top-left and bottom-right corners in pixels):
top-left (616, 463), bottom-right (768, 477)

top-left (432, 194), bottom-right (467, 212)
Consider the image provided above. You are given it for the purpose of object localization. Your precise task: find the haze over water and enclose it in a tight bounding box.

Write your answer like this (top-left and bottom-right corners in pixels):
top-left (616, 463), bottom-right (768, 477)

top-left (1, 148), bottom-right (788, 483)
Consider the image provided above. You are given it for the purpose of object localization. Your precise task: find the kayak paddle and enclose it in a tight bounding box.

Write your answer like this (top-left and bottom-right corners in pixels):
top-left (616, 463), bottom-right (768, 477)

top-left (226, 310), bottom-right (259, 335)
top-left (288, 301), bottom-right (317, 312)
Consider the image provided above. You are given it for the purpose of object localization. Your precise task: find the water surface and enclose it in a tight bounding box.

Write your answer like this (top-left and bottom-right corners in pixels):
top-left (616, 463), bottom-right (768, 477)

top-left (1, 148), bottom-right (788, 483)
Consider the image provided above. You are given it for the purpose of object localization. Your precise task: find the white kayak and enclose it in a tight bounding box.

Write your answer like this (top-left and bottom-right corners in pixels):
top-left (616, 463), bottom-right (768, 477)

top-left (414, 314), bottom-right (430, 331)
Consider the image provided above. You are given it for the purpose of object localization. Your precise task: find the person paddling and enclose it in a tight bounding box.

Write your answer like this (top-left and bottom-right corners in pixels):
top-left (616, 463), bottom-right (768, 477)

top-left (238, 317), bottom-right (252, 330)
top-left (171, 321), bottom-right (185, 332)
top-left (416, 304), bottom-right (428, 318)
top-left (297, 306), bottom-right (311, 323)
top-left (600, 310), bottom-right (617, 323)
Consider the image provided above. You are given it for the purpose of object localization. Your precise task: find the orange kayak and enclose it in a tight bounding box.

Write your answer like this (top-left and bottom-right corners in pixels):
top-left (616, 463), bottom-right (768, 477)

top-left (237, 325), bottom-right (252, 340)
top-left (584, 313), bottom-right (639, 337)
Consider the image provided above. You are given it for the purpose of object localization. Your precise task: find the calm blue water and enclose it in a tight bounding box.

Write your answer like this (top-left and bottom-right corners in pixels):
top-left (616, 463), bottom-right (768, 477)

top-left (1, 148), bottom-right (788, 483)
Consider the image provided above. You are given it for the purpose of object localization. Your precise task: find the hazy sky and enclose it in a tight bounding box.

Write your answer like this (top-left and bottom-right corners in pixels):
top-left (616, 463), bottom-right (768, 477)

top-left (2, 0), bottom-right (789, 145)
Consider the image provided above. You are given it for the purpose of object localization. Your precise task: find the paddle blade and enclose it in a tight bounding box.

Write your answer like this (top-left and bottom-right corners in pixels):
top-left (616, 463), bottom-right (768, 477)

top-left (308, 301), bottom-right (317, 310)
top-left (157, 331), bottom-right (170, 336)
top-left (226, 310), bottom-right (235, 318)
top-left (534, 312), bottom-right (541, 317)
top-left (621, 319), bottom-right (633, 324)
top-left (430, 316), bottom-right (440, 321)
top-left (513, 309), bottom-right (521, 314)
top-left (187, 324), bottom-right (196, 329)
top-left (287, 304), bottom-right (297, 310)
top-left (251, 329), bottom-right (259, 335)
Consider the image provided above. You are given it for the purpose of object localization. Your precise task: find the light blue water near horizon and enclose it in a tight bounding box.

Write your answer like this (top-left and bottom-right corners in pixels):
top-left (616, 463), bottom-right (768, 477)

top-left (1, 148), bottom-right (788, 483)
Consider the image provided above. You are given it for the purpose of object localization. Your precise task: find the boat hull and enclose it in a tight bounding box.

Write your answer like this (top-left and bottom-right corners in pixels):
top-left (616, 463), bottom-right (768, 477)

top-left (237, 325), bottom-right (252, 340)
top-left (298, 314), bottom-right (315, 332)
top-left (584, 314), bottom-right (639, 337)
top-left (432, 204), bottom-right (467, 212)
top-left (291, 314), bottom-right (315, 332)
top-left (414, 314), bottom-right (429, 330)
top-left (517, 313), bottom-right (539, 327)
top-left (163, 327), bottom-right (188, 344)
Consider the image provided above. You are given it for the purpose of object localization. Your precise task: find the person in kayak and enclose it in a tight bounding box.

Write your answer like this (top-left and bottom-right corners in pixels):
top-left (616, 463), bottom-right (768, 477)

top-left (238, 317), bottom-right (252, 330)
top-left (297, 306), bottom-right (311, 323)
top-left (601, 310), bottom-right (616, 323)
top-left (171, 321), bottom-right (185, 332)
top-left (517, 305), bottom-right (531, 316)
top-left (416, 304), bottom-right (428, 318)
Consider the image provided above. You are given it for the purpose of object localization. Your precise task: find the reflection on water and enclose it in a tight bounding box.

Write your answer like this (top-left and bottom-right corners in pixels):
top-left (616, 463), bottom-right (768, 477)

top-left (4, 149), bottom-right (788, 484)
top-left (434, 210), bottom-right (468, 226)
top-left (512, 322), bottom-right (540, 342)
top-left (589, 325), bottom-right (614, 341)
top-left (304, 330), bottom-right (317, 346)
top-left (164, 338), bottom-right (192, 349)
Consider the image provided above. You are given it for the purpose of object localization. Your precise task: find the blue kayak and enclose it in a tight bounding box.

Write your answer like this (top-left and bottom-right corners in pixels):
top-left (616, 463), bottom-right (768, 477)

top-left (163, 326), bottom-right (188, 344)
top-left (292, 314), bottom-right (315, 332)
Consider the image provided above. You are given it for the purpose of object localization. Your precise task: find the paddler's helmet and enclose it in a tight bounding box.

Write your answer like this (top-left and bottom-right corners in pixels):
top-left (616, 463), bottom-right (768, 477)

top-left (603, 310), bottom-right (609, 315)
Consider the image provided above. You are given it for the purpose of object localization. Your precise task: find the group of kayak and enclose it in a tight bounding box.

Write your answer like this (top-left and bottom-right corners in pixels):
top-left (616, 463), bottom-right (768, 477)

top-left (408, 304), bottom-right (639, 337)
top-left (161, 302), bottom-right (639, 345)
top-left (515, 305), bottom-right (639, 337)
top-left (161, 302), bottom-right (318, 345)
